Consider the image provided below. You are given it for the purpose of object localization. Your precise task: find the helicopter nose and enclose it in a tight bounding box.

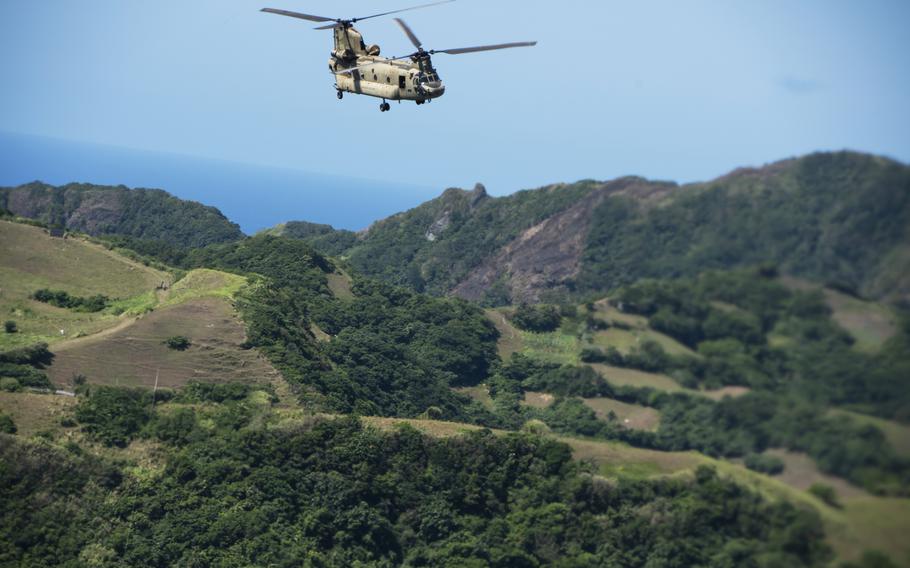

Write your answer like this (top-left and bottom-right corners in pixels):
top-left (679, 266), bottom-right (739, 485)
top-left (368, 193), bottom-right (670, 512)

top-left (423, 82), bottom-right (445, 97)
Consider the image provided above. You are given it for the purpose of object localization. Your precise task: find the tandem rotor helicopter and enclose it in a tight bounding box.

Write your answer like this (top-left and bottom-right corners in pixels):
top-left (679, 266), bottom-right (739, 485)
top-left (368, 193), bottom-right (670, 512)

top-left (261, 1), bottom-right (537, 112)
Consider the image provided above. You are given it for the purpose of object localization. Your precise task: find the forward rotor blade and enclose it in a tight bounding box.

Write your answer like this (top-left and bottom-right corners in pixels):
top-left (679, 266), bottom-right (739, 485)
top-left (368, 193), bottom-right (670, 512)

top-left (433, 41), bottom-right (537, 55)
top-left (394, 18), bottom-right (423, 50)
top-left (355, 0), bottom-right (455, 23)
top-left (260, 8), bottom-right (334, 23)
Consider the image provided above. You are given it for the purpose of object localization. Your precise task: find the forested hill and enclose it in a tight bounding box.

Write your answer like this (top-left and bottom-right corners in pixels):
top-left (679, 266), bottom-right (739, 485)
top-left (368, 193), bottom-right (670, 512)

top-left (0, 181), bottom-right (243, 247)
top-left (281, 152), bottom-right (910, 306)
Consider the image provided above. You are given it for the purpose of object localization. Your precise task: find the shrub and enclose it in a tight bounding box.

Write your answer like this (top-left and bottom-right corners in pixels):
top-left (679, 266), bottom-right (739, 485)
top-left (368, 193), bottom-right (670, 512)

top-left (0, 378), bottom-right (22, 392)
top-left (809, 483), bottom-right (840, 508)
top-left (32, 289), bottom-right (109, 312)
top-left (164, 336), bottom-right (191, 351)
top-left (511, 304), bottom-right (562, 333)
top-left (75, 387), bottom-right (152, 447)
top-left (744, 453), bottom-right (785, 475)
top-left (3, 321), bottom-right (17, 334)
top-left (0, 413), bottom-right (16, 434)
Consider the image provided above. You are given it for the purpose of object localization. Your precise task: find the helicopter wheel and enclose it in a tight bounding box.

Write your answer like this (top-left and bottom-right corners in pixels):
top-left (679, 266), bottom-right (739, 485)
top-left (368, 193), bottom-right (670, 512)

top-left (380, 102), bottom-right (391, 112)
top-left (337, 90), bottom-right (343, 100)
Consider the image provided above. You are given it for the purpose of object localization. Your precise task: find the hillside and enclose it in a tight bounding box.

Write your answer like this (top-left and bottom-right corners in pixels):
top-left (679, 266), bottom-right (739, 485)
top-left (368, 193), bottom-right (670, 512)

top-left (0, 220), bottom-right (167, 350)
top-left (1, 217), bottom-right (908, 565)
top-left (283, 152), bottom-right (910, 306)
top-left (0, 181), bottom-right (244, 247)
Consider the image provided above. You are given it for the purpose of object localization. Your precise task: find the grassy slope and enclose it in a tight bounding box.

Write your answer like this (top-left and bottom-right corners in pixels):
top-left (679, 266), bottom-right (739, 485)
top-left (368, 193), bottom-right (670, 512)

top-left (46, 269), bottom-right (280, 390)
top-left (0, 219), bottom-right (281, 391)
top-left (780, 275), bottom-right (899, 352)
top-left (829, 409), bottom-right (910, 459)
top-left (0, 220), bottom-right (166, 349)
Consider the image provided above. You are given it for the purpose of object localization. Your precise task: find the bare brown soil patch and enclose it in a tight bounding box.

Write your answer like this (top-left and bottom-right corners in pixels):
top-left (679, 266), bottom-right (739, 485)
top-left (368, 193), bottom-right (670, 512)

top-left (46, 297), bottom-right (280, 389)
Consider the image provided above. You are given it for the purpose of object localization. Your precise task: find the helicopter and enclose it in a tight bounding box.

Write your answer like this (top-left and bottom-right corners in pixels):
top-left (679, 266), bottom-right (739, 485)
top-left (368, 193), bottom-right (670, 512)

top-left (261, 1), bottom-right (537, 112)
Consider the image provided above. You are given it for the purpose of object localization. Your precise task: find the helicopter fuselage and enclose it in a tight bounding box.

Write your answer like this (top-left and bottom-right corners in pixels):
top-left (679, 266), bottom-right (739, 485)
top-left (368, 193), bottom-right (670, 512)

top-left (329, 25), bottom-right (444, 103)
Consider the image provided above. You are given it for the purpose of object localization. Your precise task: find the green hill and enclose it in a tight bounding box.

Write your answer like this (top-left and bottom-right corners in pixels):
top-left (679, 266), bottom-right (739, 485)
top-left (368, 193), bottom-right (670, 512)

top-left (0, 181), bottom-right (244, 247)
top-left (277, 152), bottom-right (910, 307)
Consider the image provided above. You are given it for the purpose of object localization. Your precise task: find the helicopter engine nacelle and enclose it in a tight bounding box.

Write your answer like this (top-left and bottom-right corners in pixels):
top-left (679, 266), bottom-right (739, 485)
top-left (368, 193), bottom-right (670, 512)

top-left (366, 44), bottom-right (381, 56)
top-left (332, 48), bottom-right (354, 62)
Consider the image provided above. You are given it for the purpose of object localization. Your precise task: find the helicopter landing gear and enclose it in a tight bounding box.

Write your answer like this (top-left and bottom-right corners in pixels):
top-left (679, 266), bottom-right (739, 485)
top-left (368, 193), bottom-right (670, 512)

top-left (379, 101), bottom-right (391, 112)
top-left (336, 90), bottom-right (343, 100)
top-left (416, 99), bottom-right (425, 105)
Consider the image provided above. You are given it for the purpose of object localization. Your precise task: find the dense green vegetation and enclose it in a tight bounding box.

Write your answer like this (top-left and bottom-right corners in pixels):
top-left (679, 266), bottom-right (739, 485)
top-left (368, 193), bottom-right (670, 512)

top-left (3, 157), bottom-right (906, 564)
top-left (32, 288), bottom-right (110, 312)
top-left (0, 343), bottom-right (54, 391)
top-left (0, 182), bottom-right (244, 247)
top-left (511, 304), bottom-right (562, 333)
top-left (579, 153), bottom-right (910, 303)
top-left (263, 220), bottom-right (359, 257)
top-left (133, 234), bottom-right (503, 422)
top-left (0, 389), bottom-right (834, 567)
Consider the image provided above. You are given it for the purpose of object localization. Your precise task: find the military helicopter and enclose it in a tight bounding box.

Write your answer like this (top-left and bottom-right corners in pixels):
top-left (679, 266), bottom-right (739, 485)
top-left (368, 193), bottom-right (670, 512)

top-left (261, 2), bottom-right (537, 112)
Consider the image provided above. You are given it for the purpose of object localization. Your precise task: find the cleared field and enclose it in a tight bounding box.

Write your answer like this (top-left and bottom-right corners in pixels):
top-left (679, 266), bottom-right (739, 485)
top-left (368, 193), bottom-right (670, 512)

top-left (520, 329), bottom-right (580, 364)
top-left (161, 268), bottom-right (245, 306)
top-left (326, 271), bottom-right (354, 300)
top-left (702, 386), bottom-right (751, 400)
top-left (454, 384), bottom-right (495, 411)
top-left (824, 288), bottom-right (898, 352)
top-left (829, 409), bottom-right (910, 459)
top-left (484, 309), bottom-right (523, 359)
top-left (590, 364), bottom-right (685, 392)
top-left (583, 397), bottom-right (661, 431)
top-left (765, 449), bottom-right (867, 499)
top-left (590, 300), bottom-right (649, 328)
top-left (46, 296), bottom-right (280, 389)
top-left (0, 221), bottom-right (166, 349)
top-left (779, 275), bottom-right (898, 352)
top-left (570, 438), bottom-right (703, 479)
top-left (522, 391), bottom-right (555, 408)
top-left (590, 327), bottom-right (696, 358)
top-left (0, 391), bottom-right (76, 437)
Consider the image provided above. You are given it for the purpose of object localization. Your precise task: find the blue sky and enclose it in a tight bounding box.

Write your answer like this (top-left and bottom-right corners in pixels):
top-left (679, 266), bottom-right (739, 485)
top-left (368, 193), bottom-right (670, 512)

top-left (1, 0), bottom-right (909, 197)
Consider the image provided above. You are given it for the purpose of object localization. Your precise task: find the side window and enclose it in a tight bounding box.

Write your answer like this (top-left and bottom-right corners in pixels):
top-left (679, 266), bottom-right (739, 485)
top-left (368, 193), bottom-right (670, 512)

top-left (398, 76), bottom-right (406, 89)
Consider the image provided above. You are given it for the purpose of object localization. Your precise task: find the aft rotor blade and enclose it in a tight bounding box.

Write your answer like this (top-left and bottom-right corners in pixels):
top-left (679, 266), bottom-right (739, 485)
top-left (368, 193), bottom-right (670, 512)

top-left (355, 0), bottom-right (455, 23)
top-left (260, 8), bottom-right (334, 23)
top-left (394, 18), bottom-right (423, 50)
top-left (434, 41), bottom-right (538, 55)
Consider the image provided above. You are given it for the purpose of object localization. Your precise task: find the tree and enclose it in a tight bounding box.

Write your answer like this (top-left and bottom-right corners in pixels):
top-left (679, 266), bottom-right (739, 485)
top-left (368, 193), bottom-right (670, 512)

top-left (0, 413), bottom-right (16, 434)
top-left (511, 304), bottom-right (561, 333)
top-left (164, 336), bottom-right (191, 351)
top-left (809, 483), bottom-right (840, 508)
top-left (3, 321), bottom-right (17, 334)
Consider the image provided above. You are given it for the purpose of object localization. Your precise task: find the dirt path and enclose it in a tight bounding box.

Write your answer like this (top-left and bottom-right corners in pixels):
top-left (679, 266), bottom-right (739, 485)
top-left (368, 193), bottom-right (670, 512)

top-left (51, 316), bottom-right (140, 353)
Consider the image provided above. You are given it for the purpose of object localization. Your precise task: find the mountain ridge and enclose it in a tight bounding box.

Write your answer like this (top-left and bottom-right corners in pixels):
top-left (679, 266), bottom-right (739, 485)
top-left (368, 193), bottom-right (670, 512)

top-left (275, 151), bottom-right (910, 306)
top-left (0, 181), bottom-right (244, 247)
